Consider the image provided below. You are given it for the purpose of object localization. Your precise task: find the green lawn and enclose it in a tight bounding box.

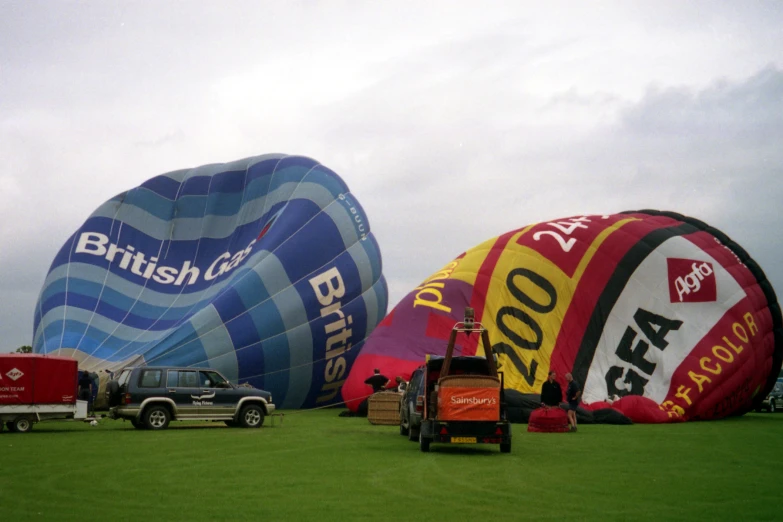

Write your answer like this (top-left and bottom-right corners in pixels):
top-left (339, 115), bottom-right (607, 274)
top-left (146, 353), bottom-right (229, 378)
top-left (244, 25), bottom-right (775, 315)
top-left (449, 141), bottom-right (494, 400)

top-left (1, 410), bottom-right (781, 521)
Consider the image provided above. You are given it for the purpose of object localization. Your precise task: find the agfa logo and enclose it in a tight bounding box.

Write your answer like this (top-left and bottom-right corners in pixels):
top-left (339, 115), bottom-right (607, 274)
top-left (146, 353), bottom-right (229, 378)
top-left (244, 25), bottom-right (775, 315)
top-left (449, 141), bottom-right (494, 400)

top-left (668, 258), bottom-right (717, 303)
top-left (6, 368), bottom-right (24, 381)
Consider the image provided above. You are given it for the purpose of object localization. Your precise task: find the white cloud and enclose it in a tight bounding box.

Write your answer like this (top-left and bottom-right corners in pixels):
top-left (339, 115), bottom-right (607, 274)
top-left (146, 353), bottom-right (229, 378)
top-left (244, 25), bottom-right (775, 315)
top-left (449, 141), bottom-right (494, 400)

top-left (0, 1), bottom-right (781, 350)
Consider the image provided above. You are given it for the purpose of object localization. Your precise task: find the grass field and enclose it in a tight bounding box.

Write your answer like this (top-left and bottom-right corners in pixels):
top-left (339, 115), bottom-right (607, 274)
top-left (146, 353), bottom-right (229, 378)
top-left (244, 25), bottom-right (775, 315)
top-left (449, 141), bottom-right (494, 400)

top-left (1, 410), bottom-right (782, 521)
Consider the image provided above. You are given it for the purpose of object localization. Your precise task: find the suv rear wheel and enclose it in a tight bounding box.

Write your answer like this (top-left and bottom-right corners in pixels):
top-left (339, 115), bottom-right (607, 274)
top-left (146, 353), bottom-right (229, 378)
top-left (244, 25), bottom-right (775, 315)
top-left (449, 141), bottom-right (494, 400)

top-left (143, 405), bottom-right (171, 430)
top-left (239, 404), bottom-right (264, 428)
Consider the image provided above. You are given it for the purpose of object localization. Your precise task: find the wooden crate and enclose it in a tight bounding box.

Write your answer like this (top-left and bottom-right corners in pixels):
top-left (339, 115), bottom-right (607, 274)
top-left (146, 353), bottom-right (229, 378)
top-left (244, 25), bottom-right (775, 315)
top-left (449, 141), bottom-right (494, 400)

top-left (367, 391), bottom-right (402, 425)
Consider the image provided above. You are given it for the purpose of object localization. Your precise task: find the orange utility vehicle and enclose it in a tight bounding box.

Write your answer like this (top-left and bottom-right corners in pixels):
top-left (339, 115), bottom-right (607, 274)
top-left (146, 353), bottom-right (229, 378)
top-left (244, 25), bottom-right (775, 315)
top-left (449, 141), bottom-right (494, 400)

top-left (417, 308), bottom-right (511, 453)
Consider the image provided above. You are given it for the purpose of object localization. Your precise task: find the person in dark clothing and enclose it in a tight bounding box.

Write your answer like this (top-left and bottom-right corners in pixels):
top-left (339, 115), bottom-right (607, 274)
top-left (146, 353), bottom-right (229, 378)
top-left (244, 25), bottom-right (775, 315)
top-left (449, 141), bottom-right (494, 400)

top-left (364, 368), bottom-right (389, 393)
top-left (540, 371), bottom-right (563, 407)
top-left (565, 372), bottom-right (581, 432)
top-left (78, 371), bottom-right (94, 414)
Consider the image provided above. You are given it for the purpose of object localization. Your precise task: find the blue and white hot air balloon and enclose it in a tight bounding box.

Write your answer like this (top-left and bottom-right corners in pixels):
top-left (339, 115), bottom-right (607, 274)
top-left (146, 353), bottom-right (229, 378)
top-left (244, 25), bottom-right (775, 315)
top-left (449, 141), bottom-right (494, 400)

top-left (33, 154), bottom-right (388, 408)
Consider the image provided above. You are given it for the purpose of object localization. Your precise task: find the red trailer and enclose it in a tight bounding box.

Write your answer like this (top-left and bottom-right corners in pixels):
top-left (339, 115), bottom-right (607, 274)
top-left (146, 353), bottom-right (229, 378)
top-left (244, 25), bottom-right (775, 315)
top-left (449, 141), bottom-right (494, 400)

top-left (0, 354), bottom-right (88, 433)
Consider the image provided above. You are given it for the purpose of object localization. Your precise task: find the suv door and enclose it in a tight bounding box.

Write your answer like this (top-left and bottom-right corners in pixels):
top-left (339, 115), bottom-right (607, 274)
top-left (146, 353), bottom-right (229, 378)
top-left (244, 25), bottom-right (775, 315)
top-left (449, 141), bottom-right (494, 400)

top-left (196, 370), bottom-right (238, 417)
top-left (165, 370), bottom-right (202, 418)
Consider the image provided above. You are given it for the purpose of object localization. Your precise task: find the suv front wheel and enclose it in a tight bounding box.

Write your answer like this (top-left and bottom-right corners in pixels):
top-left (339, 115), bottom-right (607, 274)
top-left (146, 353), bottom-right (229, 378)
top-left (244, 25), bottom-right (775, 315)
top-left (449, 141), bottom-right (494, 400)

top-left (144, 405), bottom-right (171, 430)
top-left (239, 404), bottom-right (264, 428)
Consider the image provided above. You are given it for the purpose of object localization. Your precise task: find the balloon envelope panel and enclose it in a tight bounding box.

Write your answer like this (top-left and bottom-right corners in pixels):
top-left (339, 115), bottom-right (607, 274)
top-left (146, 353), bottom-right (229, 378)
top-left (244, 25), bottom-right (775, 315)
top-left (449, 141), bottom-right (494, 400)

top-left (33, 154), bottom-right (388, 408)
top-left (344, 211), bottom-right (781, 421)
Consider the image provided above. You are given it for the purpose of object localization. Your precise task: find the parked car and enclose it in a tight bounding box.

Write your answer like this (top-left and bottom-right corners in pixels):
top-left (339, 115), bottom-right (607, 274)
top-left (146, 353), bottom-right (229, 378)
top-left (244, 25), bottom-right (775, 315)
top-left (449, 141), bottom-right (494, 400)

top-left (399, 366), bottom-right (425, 441)
top-left (106, 366), bottom-right (274, 430)
top-left (758, 381), bottom-right (783, 413)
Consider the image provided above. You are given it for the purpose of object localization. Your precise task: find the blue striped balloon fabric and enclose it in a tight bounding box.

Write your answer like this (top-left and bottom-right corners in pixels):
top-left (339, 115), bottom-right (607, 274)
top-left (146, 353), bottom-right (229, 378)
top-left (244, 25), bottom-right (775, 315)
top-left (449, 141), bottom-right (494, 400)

top-left (33, 154), bottom-right (388, 408)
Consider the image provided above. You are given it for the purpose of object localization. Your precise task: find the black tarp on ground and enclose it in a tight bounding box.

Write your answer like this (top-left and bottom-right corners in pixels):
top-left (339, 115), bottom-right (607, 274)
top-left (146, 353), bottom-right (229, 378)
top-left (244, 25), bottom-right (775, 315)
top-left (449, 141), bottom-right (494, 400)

top-left (504, 390), bottom-right (633, 425)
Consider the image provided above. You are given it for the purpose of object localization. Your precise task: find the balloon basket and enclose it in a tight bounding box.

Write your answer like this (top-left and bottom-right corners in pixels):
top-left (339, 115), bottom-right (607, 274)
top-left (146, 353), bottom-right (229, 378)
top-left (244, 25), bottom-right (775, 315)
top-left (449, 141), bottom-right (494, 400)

top-left (368, 391), bottom-right (402, 425)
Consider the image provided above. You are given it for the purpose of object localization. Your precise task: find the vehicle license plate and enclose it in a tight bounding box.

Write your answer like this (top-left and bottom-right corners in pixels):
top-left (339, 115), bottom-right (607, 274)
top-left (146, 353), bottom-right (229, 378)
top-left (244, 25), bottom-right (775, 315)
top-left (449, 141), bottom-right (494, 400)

top-left (451, 437), bottom-right (476, 443)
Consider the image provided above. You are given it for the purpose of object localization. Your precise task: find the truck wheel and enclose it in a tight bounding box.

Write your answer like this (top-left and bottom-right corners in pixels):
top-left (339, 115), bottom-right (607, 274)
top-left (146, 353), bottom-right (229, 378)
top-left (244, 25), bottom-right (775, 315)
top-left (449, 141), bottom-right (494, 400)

top-left (13, 417), bottom-right (32, 433)
top-left (130, 418), bottom-right (145, 430)
top-left (143, 405), bottom-right (170, 430)
top-left (409, 427), bottom-right (419, 442)
top-left (239, 404), bottom-right (264, 428)
top-left (500, 441), bottom-right (512, 454)
top-left (400, 421), bottom-right (409, 437)
top-left (419, 432), bottom-right (431, 453)
top-left (5, 422), bottom-right (13, 432)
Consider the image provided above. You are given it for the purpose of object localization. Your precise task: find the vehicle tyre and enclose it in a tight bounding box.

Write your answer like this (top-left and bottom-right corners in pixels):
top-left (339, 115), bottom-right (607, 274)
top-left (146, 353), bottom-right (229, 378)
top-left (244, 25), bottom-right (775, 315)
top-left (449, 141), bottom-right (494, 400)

top-left (5, 422), bottom-right (13, 432)
top-left (408, 426), bottom-right (419, 442)
top-left (239, 404), bottom-right (264, 428)
top-left (224, 420), bottom-right (238, 427)
top-left (771, 400), bottom-right (776, 413)
top-left (400, 420), bottom-right (409, 437)
top-left (106, 380), bottom-right (122, 407)
top-left (500, 441), bottom-right (512, 454)
top-left (419, 432), bottom-right (431, 453)
top-left (13, 417), bottom-right (32, 433)
top-left (130, 418), bottom-right (145, 430)
top-left (143, 405), bottom-right (171, 430)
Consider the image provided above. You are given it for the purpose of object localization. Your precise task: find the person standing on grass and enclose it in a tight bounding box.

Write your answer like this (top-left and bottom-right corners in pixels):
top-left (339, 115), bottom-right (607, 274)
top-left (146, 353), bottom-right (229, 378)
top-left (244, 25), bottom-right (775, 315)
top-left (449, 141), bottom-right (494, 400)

top-left (78, 370), bottom-right (93, 415)
top-left (565, 372), bottom-right (581, 432)
top-left (364, 368), bottom-right (390, 393)
top-left (540, 370), bottom-right (563, 408)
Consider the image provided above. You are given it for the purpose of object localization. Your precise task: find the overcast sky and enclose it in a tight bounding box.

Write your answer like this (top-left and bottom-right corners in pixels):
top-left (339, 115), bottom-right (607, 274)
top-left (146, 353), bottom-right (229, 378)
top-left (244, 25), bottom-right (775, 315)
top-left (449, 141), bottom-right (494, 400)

top-left (1, 1), bottom-right (782, 352)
